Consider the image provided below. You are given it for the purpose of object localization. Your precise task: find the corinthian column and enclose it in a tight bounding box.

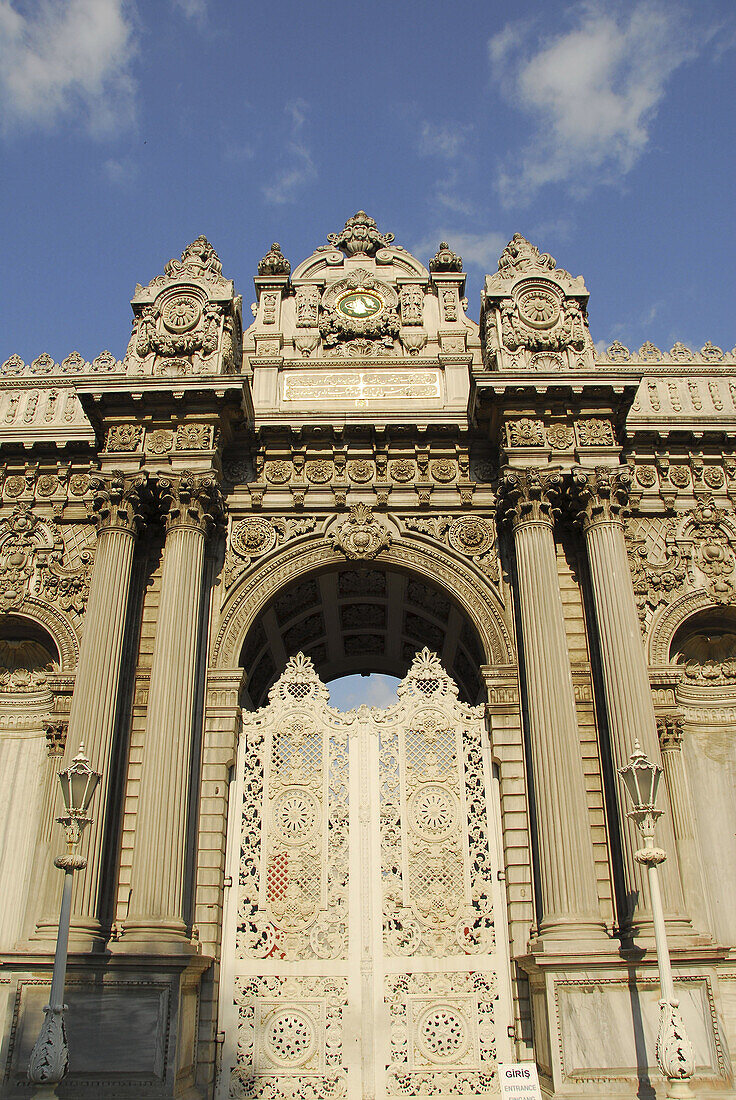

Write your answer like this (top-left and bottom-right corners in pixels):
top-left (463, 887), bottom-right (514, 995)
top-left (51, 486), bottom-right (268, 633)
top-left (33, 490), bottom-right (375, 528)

top-left (123, 473), bottom-right (222, 949)
top-left (570, 467), bottom-right (689, 937)
top-left (501, 469), bottom-right (606, 945)
top-left (37, 476), bottom-right (144, 948)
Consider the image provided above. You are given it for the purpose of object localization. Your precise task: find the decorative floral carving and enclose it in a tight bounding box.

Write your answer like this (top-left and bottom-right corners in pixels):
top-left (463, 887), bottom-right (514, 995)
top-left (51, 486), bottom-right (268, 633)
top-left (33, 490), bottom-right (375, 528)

top-left (390, 459), bottom-right (416, 483)
top-left (569, 466), bottom-right (631, 529)
top-left (146, 429), bottom-right (174, 454)
top-left (546, 424), bottom-right (574, 449)
top-left (403, 514), bottom-right (498, 581)
top-left (606, 340), bottom-right (630, 362)
top-left (497, 233), bottom-right (557, 277)
top-left (638, 341), bottom-right (663, 363)
top-left (0, 505), bottom-right (93, 616)
top-left (330, 502), bottom-right (390, 560)
top-left (669, 465), bottom-right (691, 488)
top-left (225, 516), bottom-right (317, 586)
top-left (295, 285), bottom-right (320, 326)
top-left (258, 242), bottom-right (291, 277)
top-left (687, 501), bottom-right (736, 603)
top-left (670, 342), bottom-right (694, 362)
top-left (68, 473), bottom-right (90, 497)
top-left (704, 466), bottom-right (725, 489)
top-left (626, 517), bottom-right (686, 621)
top-left (429, 241), bottom-right (463, 273)
top-left (320, 268), bottom-right (399, 349)
top-left (176, 423), bottom-right (212, 450)
top-left (506, 418), bottom-right (545, 448)
top-left (426, 461), bottom-right (452, 483)
top-left (327, 210), bottom-right (394, 257)
top-left (701, 341), bottom-right (724, 362)
top-left (346, 459), bottom-right (374, 483)
top-left (305, 460), bottom-right (333, 484)
top-left (2, 353), bottom-right (25, 375)
top-left (399, 285), bottom-right (424, 325)
top-left (3, 475), bottom-right (25, 498)
top-left (263, 461), bottom-right (291, 484)
top-left (105, 424), bottom-right (143, 453)
top-left (636, 465), bottom-right (658, 488)
top-left (575, 418), bottom-right (615, 447)
top-left (164, 235), bottom-right (223, 281)
top-left (36, 475), bottom-right (58, 497)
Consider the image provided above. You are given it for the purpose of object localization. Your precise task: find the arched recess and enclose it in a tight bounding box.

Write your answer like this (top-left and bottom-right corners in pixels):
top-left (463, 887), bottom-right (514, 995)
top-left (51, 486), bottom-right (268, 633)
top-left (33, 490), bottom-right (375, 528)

top-left (211, 533), bottom-right (515, 704)
top-left (647, 588), bottom-right (722, 667)
top-left (2, 597), bottom-right (80, 672)
top-left (0, 612), bottom-right (61, 950)
top-left (663, 599), bottom-right (736, 944)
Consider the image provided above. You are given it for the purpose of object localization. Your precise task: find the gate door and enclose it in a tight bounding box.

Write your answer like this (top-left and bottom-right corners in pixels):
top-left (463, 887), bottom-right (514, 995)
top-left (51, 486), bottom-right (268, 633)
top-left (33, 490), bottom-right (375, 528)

top-left (218, 649), bottom-right (512, 1099)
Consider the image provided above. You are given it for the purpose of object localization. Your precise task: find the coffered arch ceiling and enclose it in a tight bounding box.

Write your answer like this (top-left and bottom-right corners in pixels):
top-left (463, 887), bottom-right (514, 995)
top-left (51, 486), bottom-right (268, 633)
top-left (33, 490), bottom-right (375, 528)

top-left (239, 564), bottom-right (488, 708)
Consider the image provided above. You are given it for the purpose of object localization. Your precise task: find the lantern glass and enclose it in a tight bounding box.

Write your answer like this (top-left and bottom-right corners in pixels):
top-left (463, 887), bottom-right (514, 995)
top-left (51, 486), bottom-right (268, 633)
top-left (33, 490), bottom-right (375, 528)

top-left (619, 741), bottom-right (661, 812)
top-left (58, 745), bottom-right (101, 816)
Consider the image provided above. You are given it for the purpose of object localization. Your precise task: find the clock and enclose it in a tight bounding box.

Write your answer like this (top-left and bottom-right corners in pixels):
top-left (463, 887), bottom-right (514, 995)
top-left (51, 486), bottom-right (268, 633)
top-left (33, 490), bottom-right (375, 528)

top-left (336, 290), bottom-right (383, 320)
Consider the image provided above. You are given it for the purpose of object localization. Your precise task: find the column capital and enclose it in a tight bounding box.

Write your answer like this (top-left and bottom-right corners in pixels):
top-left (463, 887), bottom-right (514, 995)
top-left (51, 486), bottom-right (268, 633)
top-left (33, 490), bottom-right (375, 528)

top-left (568, 465), bottom-right (632, 530)
top-left (499, 466), bottom-right (562, 528)
top-left (158, 471), bottom-right (225, 536)
top-left (657, 714), bottom-right (684, 752)
top-left (89, 472), bottom-right (148, 536)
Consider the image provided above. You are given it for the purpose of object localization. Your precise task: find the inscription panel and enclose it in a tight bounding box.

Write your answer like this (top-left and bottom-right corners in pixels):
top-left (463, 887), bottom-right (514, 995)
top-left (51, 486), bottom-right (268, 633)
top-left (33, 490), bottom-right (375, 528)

top-left (282, 369), bottom-right (441, 405)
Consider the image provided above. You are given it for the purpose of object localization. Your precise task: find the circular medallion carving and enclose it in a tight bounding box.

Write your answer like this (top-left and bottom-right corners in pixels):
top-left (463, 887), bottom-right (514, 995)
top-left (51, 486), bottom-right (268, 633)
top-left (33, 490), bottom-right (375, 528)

top-left (265, 460), bottom-right (292, 484)
top-left (516, 283), bottom-right (561, 329)
top-left (670, 466), bottom-right (691, 487)
top-left (448, 517), bottom-right (494, 557)
top-left (36, 475), bottom-right (57, 497)
top-left (390, 459), bottom-right (416, 483)
top-left (336, 290), bottom-right (383, 320)
top-left (273, 788), bottom-right (320, 843)
top-left (68, 473), bottom-right (90, 496)
top-left (232, 518), bottom-right (278, 559)
top-left (3, 476), bottom-right (25, 497)
top-left (704, 467), bottom-right (725, 488)
top-left (636, 466), bottom-right (657, 487)
top-left (305, 460), bottom-right (333, 484)
top-left (265, 1011), bottom-right (316, 1065)
top-left (416, 1005), bottom-right (469, 1062)
top-left (408, 784), bottom-right (458, 841)
top-left (347, 460), bottom-right (374, 483)
top-left (431, 460), bottom-right (456, 483)
top-left (161, 294), bottom-right (201, 333)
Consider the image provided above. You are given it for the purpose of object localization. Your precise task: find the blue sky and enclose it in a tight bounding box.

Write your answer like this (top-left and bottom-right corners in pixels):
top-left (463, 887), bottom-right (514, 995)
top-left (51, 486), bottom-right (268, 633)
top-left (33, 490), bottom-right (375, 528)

top-left (1, 0), bottom-right (735, 365)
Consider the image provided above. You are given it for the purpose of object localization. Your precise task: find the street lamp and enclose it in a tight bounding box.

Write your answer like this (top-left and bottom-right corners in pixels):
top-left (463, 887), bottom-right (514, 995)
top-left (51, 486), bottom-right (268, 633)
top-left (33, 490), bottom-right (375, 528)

top-left (28, 744), bottom-right (101, 1097)
top-left (618, 740), bottom-right (696, 1100)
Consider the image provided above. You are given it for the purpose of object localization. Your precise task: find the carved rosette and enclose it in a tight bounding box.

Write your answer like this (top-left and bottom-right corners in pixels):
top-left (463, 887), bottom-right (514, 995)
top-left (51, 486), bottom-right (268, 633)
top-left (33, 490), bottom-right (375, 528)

top-left (499, 468), bottom-right (562, 528)
top-left (224, 515), bottom-right (317, 587)
top-left (330, 503), bottom-right (391, 560)
top-left (403, 514), bottom-right (498, 581)
top-left (568, 466), bottom-right (632, 531)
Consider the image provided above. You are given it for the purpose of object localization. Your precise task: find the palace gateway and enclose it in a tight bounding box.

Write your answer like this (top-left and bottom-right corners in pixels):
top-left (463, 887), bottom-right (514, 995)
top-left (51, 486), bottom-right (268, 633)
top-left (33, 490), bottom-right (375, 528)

top-left (0, 213), bottom-right (735, 1099)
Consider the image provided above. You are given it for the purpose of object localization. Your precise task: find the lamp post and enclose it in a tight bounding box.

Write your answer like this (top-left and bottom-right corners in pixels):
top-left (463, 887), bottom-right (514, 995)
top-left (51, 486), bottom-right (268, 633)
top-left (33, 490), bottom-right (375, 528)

top-left (28, 744), bottom-right (101, 1097)
top-left (618, 740), bottom-right (696, 1100)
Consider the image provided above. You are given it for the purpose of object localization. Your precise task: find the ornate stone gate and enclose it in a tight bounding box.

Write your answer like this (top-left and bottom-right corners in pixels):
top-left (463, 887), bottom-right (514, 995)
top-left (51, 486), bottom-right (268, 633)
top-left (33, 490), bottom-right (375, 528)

top-left (217, 650), bottom-right (512, 1099)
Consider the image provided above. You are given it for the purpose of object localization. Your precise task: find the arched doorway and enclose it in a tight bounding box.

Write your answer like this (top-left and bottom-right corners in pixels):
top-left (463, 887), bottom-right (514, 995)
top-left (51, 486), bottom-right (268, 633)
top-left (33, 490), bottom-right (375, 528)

top-left (217, 648), bottom-right (513, 1098)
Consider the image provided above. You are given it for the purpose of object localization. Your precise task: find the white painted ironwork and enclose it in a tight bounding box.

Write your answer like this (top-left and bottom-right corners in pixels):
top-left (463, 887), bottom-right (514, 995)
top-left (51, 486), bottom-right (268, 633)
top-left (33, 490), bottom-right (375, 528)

top-left (217, 649), bottom-right (512, 1099)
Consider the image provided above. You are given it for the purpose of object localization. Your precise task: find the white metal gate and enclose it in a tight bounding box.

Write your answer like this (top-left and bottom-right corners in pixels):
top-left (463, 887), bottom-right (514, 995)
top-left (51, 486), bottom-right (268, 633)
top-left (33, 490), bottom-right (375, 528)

top-left (217, 649), bottom-right (512, 1099)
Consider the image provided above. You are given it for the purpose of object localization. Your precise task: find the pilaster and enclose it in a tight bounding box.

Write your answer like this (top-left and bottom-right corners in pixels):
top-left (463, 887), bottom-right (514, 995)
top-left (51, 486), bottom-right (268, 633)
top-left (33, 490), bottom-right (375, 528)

top-left (500, 468), bottom-right (607, 947)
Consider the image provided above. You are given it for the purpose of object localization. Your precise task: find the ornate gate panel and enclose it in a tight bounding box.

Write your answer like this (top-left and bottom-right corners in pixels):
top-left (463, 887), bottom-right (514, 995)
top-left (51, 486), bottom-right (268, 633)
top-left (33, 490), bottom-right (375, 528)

top-left (218, 650), bottom-right (512, 1099)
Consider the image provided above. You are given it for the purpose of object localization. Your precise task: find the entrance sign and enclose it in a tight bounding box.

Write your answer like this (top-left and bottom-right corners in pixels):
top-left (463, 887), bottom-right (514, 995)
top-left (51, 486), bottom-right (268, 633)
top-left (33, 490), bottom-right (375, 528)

top-left (217, 648), bottom-right (513, 1098)
top-left (499, 1062), bottom-right (543, 1100)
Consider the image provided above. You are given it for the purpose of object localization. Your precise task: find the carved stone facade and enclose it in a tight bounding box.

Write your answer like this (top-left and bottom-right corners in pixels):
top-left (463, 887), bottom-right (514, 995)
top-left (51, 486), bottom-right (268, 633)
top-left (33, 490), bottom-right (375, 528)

top-left (1, 218), bottom-right (735, 1100)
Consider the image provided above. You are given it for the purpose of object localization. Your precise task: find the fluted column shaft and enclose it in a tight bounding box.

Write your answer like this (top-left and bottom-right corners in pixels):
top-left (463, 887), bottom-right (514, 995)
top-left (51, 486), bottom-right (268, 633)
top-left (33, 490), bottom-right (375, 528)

top-left (124, 475), bottom-right (220, 947)
top-left (572, 468), bottom-right (687, 934)
top-left (503, 470), bottom-right (605, 943)
top-left (50, 478), bottom-right (143, 946)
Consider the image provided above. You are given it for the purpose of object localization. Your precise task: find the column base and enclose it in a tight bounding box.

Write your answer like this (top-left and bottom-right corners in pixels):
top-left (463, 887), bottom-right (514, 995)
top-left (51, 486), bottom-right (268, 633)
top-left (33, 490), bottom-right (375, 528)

top-left (30, 917), bottom-right (106, 954)
top-left (115, 917), bottom-right (195, 955)
top-left (530, 916), bottom-right (612, 955)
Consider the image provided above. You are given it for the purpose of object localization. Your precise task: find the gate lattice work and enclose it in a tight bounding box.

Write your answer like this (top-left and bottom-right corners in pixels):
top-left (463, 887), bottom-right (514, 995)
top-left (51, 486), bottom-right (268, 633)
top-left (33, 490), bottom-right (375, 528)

top-left (218, 649), bottom-right (512, 1099)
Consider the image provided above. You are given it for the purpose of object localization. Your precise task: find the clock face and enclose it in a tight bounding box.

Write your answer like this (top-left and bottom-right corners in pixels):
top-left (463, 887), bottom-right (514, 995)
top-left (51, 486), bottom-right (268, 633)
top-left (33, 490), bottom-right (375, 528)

top-left (336, 290), bottom-right (383, 320)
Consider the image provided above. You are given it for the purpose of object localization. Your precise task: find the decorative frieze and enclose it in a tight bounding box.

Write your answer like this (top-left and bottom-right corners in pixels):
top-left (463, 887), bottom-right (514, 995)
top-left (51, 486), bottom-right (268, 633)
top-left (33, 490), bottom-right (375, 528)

top-left (330, 502), bottom-right (391, 560)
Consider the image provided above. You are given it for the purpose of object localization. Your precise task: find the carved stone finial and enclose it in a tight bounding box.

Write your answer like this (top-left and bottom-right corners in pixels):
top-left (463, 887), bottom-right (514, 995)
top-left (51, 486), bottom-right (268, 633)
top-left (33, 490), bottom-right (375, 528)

top-left (429, 241), bottom-right (463, 273)
top-left (569, 466), bottom-right (632, 530)
top-left (327, 211), bottom-right (395, 257)
top-left (257, 242), bottom-right (291, 277)
top-left (499, 467), bottom-right (563, 527)
top-left (498, 233), bottom-right (557, 277)
top-left (330, 502), bottom-right (391, 559)
top-left (163, 235), bottom-right (223, 281)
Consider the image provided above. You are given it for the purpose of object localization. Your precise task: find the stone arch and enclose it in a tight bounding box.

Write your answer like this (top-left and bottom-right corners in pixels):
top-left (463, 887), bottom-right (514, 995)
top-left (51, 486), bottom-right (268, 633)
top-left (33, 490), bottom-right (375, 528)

top-left (212, 533), bottom-right (514, 680)
top-left (0, 597), bottom-right (80, 672)
top-left (647, 588), bottom-right (728, 666)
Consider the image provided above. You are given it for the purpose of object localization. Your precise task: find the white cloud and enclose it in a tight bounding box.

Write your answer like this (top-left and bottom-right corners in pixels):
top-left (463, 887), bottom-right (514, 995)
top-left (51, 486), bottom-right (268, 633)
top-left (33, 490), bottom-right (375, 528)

top-left (413, 229), bottom-right (507, 271)
top-left (488, 2), bottom-right (700, 205)
top-left (418, 121), bottom-right (469, 160)
top-left (0, 0), bottom-right (137, 135)
top-left (171, 0), bottom-right (207, 21)
top-left (103, 154), bottom-right (138, 186)
top-left (262, 99), bottom-right (317, 205)
top-left (329, 675), bottom-right (399, 712)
